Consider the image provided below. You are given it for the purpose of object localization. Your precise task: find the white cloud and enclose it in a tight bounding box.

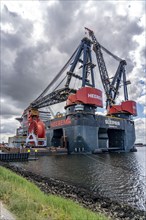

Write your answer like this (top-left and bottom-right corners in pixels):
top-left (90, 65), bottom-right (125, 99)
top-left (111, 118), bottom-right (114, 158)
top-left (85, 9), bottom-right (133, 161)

top-left (137, 95), bottom-right (146, 106)
top-left (143, 107), bottom-right (146, 115)
top-left (134, 118), bottom-right (146, 144)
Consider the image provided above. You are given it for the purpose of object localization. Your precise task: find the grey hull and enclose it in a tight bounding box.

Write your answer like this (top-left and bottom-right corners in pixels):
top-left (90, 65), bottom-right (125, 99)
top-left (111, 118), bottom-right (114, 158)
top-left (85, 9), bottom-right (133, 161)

top-left (46, 111), bottom-right (135, 153)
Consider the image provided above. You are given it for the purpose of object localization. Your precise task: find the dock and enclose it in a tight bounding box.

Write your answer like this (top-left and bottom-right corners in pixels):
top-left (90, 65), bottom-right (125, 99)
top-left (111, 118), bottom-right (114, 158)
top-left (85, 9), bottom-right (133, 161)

top-left (0, 152), bottom-right (29, 162)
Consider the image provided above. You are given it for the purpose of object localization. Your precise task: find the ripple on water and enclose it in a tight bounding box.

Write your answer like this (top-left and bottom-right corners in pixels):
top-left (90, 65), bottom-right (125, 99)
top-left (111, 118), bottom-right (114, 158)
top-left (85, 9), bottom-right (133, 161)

top-left (12, 147), bottom-right (146, 210)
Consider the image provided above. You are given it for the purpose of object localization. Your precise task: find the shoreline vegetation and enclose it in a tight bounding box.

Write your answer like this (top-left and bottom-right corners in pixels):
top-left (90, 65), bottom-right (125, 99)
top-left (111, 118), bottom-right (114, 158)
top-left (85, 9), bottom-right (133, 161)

top-left (0, 163), bottom-right (145, 220)
top-left (0, 166), bottom-right (109, 220)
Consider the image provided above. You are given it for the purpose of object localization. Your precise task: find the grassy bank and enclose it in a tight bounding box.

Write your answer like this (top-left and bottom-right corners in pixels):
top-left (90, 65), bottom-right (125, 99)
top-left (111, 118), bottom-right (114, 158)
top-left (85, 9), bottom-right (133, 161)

top-left (0, 166), bottom-right (109, 220)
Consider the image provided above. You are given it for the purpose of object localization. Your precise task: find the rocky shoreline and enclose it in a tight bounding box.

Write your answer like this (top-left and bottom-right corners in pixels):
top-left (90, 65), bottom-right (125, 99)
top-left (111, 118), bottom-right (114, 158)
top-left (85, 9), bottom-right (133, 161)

top-left (1, 163), bottom-right (145, 220)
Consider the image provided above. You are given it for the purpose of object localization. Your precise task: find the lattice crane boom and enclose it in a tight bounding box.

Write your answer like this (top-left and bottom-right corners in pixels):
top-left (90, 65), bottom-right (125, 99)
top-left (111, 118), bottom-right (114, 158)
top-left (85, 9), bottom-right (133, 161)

top-left (85, 27), bottom-right (129, 109)
top-left (109, 60), bottom-right (128, 103)
top-left (31, 87), bottom-right (76, 109)
top-left (85, 27), bottom-right (110, 97)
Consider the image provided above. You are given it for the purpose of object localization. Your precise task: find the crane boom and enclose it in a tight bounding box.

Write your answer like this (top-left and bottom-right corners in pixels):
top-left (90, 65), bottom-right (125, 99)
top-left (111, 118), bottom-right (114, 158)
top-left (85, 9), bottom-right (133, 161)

top-left (85, 27), bottom-right (110, 97)
top-left (85, 27), bottom-right (129, 109)
top-left (109, 60), bottom-right (127, 104)
top-left (31, 87), bottom-right (76, 109)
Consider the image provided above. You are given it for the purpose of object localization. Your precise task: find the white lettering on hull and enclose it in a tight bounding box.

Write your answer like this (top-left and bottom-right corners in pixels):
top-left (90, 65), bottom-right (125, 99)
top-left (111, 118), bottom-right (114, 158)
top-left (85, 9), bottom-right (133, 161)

top-left (105, 119), bottom-right (120, 126)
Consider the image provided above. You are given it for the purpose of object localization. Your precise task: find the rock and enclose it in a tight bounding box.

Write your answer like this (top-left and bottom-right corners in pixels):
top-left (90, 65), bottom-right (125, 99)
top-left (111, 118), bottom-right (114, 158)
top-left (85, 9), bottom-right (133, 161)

top-left (66, 194), bottom-right (78, 199)
top-left (101, 202), bottom-right (110, 209)
top-left (1, 162), bottom-right (146, 220)
top-left (117, 212), bottom-right (126, 218)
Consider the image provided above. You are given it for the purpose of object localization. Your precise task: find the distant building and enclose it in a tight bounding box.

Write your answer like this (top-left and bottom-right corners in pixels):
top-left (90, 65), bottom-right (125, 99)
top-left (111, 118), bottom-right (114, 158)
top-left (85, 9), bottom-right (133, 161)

top-left (8, 136), bottom-right (26, 148)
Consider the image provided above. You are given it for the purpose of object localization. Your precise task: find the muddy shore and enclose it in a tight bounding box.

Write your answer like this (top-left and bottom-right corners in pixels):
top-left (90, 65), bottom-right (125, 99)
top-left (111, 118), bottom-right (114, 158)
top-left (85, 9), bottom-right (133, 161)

top-left (1, 163), bottom-right (145, 220)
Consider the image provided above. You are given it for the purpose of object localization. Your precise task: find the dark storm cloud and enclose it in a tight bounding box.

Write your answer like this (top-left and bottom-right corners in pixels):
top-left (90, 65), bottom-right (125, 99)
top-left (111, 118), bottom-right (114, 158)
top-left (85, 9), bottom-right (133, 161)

top-left (1, 5), bottom-right (54, 114)
top-left (1, 101), bottom-right (22, 119)
top-left (43, 1), bottom-right (144, 75)
top-left (140, 47), bottom-right (146, 66)
top-left (1, 44), bottom-right (57, 110)
top-left (140, 47), bottom-right (146, 57)
top-left (1, 30), bottom-right (23, 49)
top-left (1, 1), bottom-right (145, 121)
top-left (1, 121), bottom-right (18, 134)
top-left (42, 0), bottom-right (84, 54)
top-left (1, 9), bottom-right (32, 117)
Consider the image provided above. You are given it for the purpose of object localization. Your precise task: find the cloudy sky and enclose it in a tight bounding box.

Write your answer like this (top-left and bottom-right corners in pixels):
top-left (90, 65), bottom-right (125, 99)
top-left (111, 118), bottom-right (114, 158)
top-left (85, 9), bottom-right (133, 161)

top-left (1, 0), bottom-right (146, 144)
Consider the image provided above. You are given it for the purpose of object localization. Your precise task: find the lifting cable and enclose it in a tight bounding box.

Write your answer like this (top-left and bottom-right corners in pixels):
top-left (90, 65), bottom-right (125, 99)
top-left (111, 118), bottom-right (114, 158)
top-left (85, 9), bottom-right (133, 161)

top-left (100, 44), bottom-right (122, 62)
top-left (34, 44), bottom-right (80, 102)
top-left (53, 75), bottom-right (67, 91)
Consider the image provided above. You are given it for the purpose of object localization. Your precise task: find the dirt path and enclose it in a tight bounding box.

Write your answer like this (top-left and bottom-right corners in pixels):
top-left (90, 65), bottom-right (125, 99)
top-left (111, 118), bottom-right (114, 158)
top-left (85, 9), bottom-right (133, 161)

top-left (0, 201), bottom-right (16, 220)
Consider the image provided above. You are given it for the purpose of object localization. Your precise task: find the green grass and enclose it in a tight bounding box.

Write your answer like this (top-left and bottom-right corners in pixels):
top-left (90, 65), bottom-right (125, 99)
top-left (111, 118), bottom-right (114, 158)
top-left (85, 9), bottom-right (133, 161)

top-left (0, 166), bottom-right (109, 220)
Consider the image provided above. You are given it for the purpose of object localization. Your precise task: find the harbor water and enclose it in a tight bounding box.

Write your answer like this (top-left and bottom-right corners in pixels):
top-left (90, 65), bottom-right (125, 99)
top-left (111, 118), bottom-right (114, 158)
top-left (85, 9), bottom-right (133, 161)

top-left (12, 147), bottom-right (146, 210)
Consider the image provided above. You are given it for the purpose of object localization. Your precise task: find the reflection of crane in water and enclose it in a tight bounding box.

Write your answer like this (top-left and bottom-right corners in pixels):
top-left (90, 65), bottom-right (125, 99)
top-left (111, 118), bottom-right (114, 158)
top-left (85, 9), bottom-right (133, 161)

top-left (16, 28), bottom-right (137, 151)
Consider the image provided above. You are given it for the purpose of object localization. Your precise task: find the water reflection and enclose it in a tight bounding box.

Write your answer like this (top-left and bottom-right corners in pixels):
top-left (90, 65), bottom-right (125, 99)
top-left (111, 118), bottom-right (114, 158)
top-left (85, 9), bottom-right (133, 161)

top-left (12, 148), bottom-right (146, 210)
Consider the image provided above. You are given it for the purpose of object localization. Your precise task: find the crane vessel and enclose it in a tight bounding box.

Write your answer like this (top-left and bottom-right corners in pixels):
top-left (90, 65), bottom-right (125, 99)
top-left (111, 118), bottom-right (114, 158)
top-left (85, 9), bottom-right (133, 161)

top-left (13, 28), bottom-right (137, 153)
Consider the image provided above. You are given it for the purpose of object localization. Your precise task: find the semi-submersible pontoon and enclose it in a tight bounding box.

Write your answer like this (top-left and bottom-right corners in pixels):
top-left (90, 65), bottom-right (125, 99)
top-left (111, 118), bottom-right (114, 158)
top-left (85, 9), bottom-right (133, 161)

top-left (14, 28), bottom-right (137, 153)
